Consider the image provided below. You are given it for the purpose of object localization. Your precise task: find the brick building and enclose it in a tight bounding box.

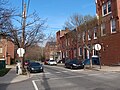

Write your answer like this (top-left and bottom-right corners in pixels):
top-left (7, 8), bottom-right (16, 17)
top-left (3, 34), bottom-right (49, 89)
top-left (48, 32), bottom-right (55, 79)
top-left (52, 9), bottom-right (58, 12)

top-left (0, 35), bottom-right (15, 65)
top-left (56, 0), bottom-right (120, 65)
top-left (44, 42), bottom-right (58, 60)
top-left (95, 0), bottom-right (120, 65)
top-left (56, 28), bottom-right (70, 61)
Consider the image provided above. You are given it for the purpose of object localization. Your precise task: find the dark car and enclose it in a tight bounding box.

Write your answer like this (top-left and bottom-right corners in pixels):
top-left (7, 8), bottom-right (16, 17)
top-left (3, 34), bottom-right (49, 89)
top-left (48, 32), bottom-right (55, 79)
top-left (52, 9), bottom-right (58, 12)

top-left (65, 59), bottom-right (84, 69)
top-left (27, 62), bottom-right (44, 73)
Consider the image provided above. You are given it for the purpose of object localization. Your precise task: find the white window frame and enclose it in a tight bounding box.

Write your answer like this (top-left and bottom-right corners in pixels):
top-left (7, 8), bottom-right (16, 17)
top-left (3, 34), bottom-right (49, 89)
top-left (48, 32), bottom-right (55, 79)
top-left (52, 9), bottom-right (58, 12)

top-left (102, 0), bottom-right (112, 16)
top-left (0, 48), bottom-right (3, 53)
top-left (88, 30), bottom-right (91, 40)
top-left (111, 19), bottom-right (116, 33)
top-left (107, 0), bottom-right (111, 13)
top-left (82, 32), bottom-right (85, 42)
top-left (94, 28), bottom-right (97, 39)
top-left (101, 23), bottom-right (106, 36)
top-left (102, 4), bottom-right (107, 16)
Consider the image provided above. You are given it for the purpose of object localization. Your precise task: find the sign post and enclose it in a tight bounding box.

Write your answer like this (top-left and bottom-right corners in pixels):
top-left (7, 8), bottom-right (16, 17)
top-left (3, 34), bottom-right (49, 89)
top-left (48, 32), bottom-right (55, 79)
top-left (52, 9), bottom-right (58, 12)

top-left (17, 48), bottom-right (25, 57)
top-left (17, 48), bottom-right (25, 69)
top-left (94, 44), bottom-right (102, 69)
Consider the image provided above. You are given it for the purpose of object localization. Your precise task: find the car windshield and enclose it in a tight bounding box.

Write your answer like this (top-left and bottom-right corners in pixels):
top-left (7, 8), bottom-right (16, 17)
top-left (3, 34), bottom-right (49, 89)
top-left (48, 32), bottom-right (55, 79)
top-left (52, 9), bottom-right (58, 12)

top-left (30, 62), bottom-right (41, 66)
top-left (49, 60), bottom-right (55, 62)
top-left (71, 60), bottom-right (81, 64)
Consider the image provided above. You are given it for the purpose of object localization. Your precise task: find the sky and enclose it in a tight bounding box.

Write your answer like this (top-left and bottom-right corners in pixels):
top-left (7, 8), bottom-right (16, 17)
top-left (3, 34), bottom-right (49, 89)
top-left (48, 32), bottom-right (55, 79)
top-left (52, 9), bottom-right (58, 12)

top-left (9, 0), bottom-right (96, 36)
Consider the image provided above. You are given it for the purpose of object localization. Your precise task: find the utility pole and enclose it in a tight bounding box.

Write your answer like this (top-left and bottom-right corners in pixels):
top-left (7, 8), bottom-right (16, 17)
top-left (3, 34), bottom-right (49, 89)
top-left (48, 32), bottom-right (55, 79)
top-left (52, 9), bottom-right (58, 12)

top-left (21, 3), bottom-right (26, 69)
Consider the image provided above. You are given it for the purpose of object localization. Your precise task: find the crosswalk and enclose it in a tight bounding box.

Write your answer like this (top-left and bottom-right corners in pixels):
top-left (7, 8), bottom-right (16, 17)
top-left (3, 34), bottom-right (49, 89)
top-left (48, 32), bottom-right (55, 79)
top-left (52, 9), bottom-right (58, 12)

top-left (31, 69), bottom-right (120, 90)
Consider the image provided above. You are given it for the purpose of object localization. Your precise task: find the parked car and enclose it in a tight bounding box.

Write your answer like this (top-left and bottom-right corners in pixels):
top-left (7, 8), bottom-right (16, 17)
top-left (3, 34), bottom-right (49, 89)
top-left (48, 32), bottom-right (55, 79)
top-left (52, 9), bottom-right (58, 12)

top-left (65, 59), bottom-right (84, 69)
top-left (44, 59), bottom-right (49, 65)
top-left (27, 62), bottom-right (44, 73)
top-left (57, 59), bottom-right (63, 63)
top-left (48, 60), bottom-right (57, 65)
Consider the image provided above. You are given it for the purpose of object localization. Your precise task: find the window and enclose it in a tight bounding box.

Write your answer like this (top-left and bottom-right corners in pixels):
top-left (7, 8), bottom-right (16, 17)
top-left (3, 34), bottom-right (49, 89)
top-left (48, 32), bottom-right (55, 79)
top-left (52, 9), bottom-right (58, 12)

top-left (68, 39), bottom-right (70, 46)
top-left (102, 0), bottom-right (112, 16)
top-left (108, 0), bottom-right (111, 13)
top-left (0, 48), bottom-right (3, 53)
top-left (94, 28), bottom-right (97, 39)
top-left (111, 19), bottom-right (116, 33)
top-left (101, 23), bottom-right (106, 36)
top-left (82, 32), bottom-right (85, 42)
top-left (79, 47), bottom-right (83, 56)
top-left (88, 30), bottom-right (91, 40)
top-left (103, 4), bottom-right (107, 15)
top-left (78, 33), bottom-right (81, 40)
top-left (66, 38), bottom-right (68, 46)
top-left (74, 49), bottom-right (76, 57)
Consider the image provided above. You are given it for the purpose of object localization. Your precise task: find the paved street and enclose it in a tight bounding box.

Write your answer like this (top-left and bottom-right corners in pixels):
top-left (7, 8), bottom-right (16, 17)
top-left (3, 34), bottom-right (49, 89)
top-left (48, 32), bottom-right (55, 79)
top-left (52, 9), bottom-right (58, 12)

top-left (1, 65), bottom-right (120, 90)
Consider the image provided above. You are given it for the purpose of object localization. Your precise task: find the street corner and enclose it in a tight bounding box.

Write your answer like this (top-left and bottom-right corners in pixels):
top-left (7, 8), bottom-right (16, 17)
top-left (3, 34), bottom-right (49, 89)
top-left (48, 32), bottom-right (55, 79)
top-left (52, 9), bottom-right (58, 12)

top-left (10, 74), bottom-right (31, 83)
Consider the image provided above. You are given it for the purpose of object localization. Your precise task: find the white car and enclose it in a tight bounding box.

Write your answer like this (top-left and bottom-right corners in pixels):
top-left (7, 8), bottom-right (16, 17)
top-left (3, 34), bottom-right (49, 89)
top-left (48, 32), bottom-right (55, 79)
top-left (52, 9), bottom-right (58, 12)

top-left (48, 60), bottom-right (57, 65)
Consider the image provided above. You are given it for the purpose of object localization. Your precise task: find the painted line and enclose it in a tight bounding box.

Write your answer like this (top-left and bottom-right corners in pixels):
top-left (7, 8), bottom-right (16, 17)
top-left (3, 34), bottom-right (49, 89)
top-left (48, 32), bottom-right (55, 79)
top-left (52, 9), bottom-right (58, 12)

top-left (56, 72), bottom-right (61, 73)
top-left (32, 80), bottom-right (38, 90)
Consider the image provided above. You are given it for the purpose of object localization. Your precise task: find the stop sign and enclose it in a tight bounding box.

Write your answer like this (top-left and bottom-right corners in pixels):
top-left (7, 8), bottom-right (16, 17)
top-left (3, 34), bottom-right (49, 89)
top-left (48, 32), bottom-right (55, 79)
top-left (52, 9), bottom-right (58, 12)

top-left (17, 48), bottom-right (25, 57)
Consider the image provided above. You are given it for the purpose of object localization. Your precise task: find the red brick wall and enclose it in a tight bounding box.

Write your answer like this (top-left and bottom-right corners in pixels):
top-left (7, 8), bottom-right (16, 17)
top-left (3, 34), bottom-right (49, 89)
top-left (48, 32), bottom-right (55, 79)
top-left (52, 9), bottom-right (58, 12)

top-left (100, 33), bottom-right (120, 65)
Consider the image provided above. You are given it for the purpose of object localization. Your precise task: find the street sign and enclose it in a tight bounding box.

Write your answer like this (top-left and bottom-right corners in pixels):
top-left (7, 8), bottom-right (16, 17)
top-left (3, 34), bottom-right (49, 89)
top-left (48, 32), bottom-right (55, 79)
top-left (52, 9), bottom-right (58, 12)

top-left (17, 48), bottom-right (25, 57)
top-left (94, 44), bottom-right (101, 51)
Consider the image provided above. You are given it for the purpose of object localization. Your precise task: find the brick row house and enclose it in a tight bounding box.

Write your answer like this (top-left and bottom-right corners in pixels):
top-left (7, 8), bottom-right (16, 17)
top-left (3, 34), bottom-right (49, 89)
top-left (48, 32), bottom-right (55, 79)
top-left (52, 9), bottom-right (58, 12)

top-left (56, 0), bottom-right (120, 65)
top-left (44, 42), bottom-right (58, 60)
top-left (56, 28), bottom-right (70, 61)
top-left (0, 35), bottom-right (15, 65)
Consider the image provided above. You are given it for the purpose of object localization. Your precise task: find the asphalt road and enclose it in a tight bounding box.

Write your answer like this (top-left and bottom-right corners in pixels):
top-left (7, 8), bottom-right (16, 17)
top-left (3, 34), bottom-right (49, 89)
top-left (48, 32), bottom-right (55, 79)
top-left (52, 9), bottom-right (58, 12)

top-left (1, 65), bottom-right (120, 90)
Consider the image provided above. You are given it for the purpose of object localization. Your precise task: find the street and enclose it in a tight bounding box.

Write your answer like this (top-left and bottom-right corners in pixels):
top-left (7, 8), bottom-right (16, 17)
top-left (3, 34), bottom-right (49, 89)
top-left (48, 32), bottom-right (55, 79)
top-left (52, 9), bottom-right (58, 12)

top-left (1, 65), bottom-right (120, 90)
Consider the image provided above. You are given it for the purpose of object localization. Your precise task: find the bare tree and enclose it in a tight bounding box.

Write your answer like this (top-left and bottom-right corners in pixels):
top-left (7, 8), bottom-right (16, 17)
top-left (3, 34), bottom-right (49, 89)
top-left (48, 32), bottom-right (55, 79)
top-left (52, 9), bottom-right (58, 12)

top-left (64, 13), bottom-right (84, 30)
top-left (47, 35), bottom-right (56, 42)
top-left (0, 1), bottom-right (46, 49)
top-left (0, 0), bottom-right (14, 34)
top-left (0, 1), bottom-right (47, 69)
top-left (25, 44), bottom-right (44, 61)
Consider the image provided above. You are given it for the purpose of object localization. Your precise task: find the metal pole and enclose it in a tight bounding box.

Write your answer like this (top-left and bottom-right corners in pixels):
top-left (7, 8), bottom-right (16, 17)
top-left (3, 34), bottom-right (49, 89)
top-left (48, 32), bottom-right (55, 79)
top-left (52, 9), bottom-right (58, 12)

top-left (99, 51), bottom-right (101, 69)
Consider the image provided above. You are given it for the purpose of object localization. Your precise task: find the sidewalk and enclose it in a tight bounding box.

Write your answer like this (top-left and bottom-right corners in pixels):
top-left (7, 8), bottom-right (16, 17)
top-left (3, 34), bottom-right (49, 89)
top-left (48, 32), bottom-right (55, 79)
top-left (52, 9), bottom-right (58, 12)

top-left (91, 65), bottom-right (120, 72)
top-left (57, 63), bottom-right (120, 72)
top-left (0, 65), bottom-right (31, 84)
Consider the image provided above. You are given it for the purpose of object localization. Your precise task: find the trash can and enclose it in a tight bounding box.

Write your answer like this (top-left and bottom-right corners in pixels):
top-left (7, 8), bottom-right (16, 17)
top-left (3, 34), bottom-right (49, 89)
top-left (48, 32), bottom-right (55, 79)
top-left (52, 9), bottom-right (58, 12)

top-left (0, 59), bottom-right (6, 69)
top-left (92, 55), bottom-right (100, 65)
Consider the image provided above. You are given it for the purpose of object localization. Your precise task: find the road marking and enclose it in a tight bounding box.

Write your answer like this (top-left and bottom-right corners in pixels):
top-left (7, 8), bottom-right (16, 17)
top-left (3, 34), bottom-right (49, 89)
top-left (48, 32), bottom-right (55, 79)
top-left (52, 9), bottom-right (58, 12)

top-left (56, 72), bottom-right (61, 73)
top-left (32, 80), bottom-right (38, 90)
top-left (62, 71), bottom-right (68, 72)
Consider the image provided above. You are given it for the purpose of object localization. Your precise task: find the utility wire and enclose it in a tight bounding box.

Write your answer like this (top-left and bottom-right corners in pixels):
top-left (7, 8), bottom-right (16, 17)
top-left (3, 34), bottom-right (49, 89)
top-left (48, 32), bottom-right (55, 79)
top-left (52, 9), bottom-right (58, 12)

top-left (27, 0), bottom-right (30, 14)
